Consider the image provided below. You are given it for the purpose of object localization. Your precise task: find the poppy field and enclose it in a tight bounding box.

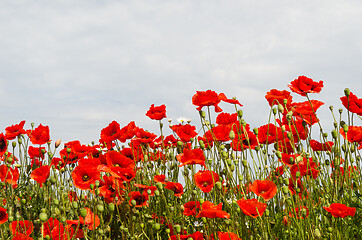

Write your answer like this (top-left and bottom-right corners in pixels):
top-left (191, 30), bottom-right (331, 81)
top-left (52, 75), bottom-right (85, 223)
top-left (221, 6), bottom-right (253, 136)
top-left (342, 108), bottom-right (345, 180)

top-left (1, 76), bottom-right (362, 239)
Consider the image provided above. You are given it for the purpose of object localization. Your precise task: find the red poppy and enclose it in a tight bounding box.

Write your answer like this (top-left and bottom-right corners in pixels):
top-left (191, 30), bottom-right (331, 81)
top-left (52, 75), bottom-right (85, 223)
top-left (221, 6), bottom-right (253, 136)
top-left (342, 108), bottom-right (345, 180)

top-left (26, 124), bottom-right (50, 145)
top-left (204, 125), bottom-right (231, 142)
top-left (231, 131), bottom-right (258, 151)
top-left (105, 151), bottom-right (135, 169)
top-left (289, 206), bottom-right (309, 219)
top-left (265, 89), bottom-right (293, 107)
top-left (196, 201), bottom-right (230, 219)
top-left (0, 133), bottom-right (7, 156)
top-left (290, 157), bottom-right (319, 180)
top-left (192, 90), bottom-right (223, 112)
top-left (50, 157), bottom-right (65, 170)
top-left (71, 165), bottom-right (100, 190)
top-left (288, 178), bottom-right (307, 198)
top-left (146, 104), bottom-right (167, 120)
top-left (101, 120), bottom-right (122, 143)
top-left (310, 139), bottom-right (333, 151)
top-left (171, 124), bottom-right (198, 142)
top-left (183, 201), bottom-right (201, 216)
top-left (104, 166), bottom-right (136, 182)
top-left (291, 100), bottom-right (324, 116)
top-left (164, 182), bottom-right (184, 197)
top-left (218, 231), bottom-right (242, 240)
top-left (340, 91), bottom-right (362, 115)
top-left (170, 231), bottom-right (204, 240)
top-left (249, 180), bottom-right (277, 201)
top-left (236, 198), bottom-right (267, 218)
top-left (339, 126), bottom-right (362, 149)
top-left (0, 165), bottom-right (19, 187)
top-left (10, 220), bottom-right (34, 237)
top-left (0, 207), bottom-right (8, 224)
top-left (131, 127), bottom-right (157, 146)
top-left (288, 76), bottom-right (324, 96)
top-left (5, 121), bottom-right (26, 140)
top-left (28, 146), bottom-right (46, 159)
top-left (129, 191), bottom-right (149, 207)
top-left (176, 148), bottom-right (206, 168)
top-left (42, 218), bottom-right (74, 240)
top-left (118, 121), bottom-right (136, 142)
top-left (98, 175), bottom-right (124, 203)
top-left (134, 183), bottom-right (157, 196)
top-left (216, 113), bottom-right (238, 125)
top-left (30, 165), bottom-right (51, 187)
top-left (323, 203), bottom-right (356, 218)
top-left (218, 93), bottom-right (243, 107)
top-left (154, 174), bottom-right (167, 184)
top-left (257, 123), bottom-right (283, 145)
top-left (0, 152), bottom-right (18, 164)
top-left (194, 170), bottom-right (220, 193)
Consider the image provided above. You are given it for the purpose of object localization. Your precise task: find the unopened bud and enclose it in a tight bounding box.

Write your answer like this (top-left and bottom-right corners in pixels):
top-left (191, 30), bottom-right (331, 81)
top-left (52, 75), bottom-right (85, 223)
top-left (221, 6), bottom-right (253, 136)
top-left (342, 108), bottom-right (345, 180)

top-left (344, 88), bottom-right (350, 97)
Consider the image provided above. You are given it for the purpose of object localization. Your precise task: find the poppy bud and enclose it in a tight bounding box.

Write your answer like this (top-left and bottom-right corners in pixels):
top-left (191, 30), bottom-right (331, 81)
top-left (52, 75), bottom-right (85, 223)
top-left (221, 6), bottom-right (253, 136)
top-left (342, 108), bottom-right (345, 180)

top-left (339, 108), bottom-right (343, 114)
top-left (55, 139), bottom-right (61, 148)
top-left (12, 141), bottom-right (16, 148)
top-left (314, 229), bottom-right (321, 238)
top-left (215, 181), bottom-right (222, 190)
top-left (97, 204), bottom-right (104, 212)
top-left (200, 111), bottom-right (206, 118)
top-left (229, 130), bottom-right (235, 140)
top-left (344, 88), bottom-right (350, 97)
top-left (156, 182), bottom-right (163, 190)
top-left (343, 124), bottom-right (348, 133)
top-left (253, 128), bottom-right (258, 135)
top-left (174, 225), bottom-right (181, 233)
top-left (80, 208), bottom-right (87, 217)
top-left (278, 104), bottom-right (284, 113)
top-left (237, 110), bottom-right (243, 118)
top-left (276, 151), bottom-right (282, 159)
top-left (272, 108), bottom-right (277, 115)
top-left (39, 212), bottom-right (48, 222)
top-left (331, 130), bottom-right (337, 139)
top-left (282, 186), bottom-right (289, 195)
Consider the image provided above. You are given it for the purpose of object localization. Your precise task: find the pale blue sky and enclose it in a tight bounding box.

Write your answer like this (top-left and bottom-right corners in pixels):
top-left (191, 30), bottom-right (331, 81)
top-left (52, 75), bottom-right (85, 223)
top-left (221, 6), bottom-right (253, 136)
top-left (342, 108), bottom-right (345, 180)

top-left (1, 1), bottom-right (362, 145)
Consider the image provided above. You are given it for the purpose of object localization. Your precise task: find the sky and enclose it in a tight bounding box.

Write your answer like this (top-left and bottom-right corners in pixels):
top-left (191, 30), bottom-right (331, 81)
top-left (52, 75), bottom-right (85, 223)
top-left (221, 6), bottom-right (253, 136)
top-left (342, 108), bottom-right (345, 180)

top-left (1, 1), bottom-right (362, 146)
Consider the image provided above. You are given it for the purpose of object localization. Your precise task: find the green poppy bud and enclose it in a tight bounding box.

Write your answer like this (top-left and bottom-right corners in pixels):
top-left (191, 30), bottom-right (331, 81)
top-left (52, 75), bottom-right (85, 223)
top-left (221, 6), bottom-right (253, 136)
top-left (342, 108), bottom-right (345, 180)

top-left (344, 88), bottom-right (350, 97)
top-left (80, 208), bottom-right (87, 217)
top-left (39, 212), bottom-right (48, 222)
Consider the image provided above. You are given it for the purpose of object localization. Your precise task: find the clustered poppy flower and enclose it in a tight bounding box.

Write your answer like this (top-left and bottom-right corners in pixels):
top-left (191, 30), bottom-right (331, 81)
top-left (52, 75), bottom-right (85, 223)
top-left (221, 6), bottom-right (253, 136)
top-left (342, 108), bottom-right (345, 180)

top-left (194, 170), bottom-right (220, 193)
top-left (26, 124), bottom-right (50, 145)
top-left (5, 120), bottom-right (26, 140)
top-left (30, 165), bottom-right (51, 187)
top-left (196, 201), bottom-right (230, 219)
top-left (237, 198), bottom-right (267, 218)
top-left (192, 90), bottom-right (242, 113)
top-left (176, 148), bottom-right (206, 168)
top-left (249, 179), bottom-right (277, 201)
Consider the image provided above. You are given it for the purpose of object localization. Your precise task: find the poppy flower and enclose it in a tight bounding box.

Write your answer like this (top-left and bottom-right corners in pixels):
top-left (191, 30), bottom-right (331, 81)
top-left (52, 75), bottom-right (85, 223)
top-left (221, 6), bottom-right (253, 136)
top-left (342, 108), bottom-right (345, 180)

top-left (118, 121), bottom-right (136, 142)
top-left (265, 89), bottom-right (293, 107)
top-left (218, 93), bottom-right (243, 107)
top-left (71, 165), bottom-right (101, 190)
top-left (231, 131), bottom-right (258, 151)
top-left (192, 90), bottom-right (223, 112)
top-left (216, 113), bottom-right (238, 125)
top-left (183, 201), bottom-right (201, 216)
top-left (5, 121), bottom-right (26, 140)
top-left (11, 233), bottom-right (34, 240)
top-left (323, 203), bottom-right (356, 218)
top-left (204, 125), bottom-right (231, 142)
top-left (134, 183), bottom-right (157, 196)
top-left (0, 165), bottom-right (19, 187)
top-left (339, 126), bottom-right (362, 149)
top-left (249, 180), bottom-right (277, 201)
top-left (218, 231), bottom-right (242, 240)
top-left (154, 174), bottom-right (167, 184)
top-left (131, 127), bottom-right (157, 146)
top-left (197, 136), bottom-right (213, 149)
top-left (289, 206), bottom-right (309, 219)
top-left (340, 91), bottom-right (362, 115)
top-left (290, 157), bottom-right (319, 180)
top-left (10, 220), bottom-right (34, 237)
top-left (288, 76), bottom-right (324, 96)
top-left (146, 104), bottom-right (167, 120)
top-left (176, 148), bottom-right (206, 168)
top-left (171, 124), bottom-right (198, 142)
top-left (28, 146), bottom-right (46, 159)
top-left (100, 120), bottom-right (122, 144)
top-left (310, 139), bottom-right (333, 151)
top-left (105, 151), bottom-right (135, 169)
top-left (43, 218), bottom-right (74, 240)
top-left (164, 182), bottom-right (184, 197)
top-left (236, 198), bottom-right (267, 218)
top-left (105, 166), bottom-right (136, 182)
top-left (257, 123), bottom-right (283, 145)
top-left (194, 170), bottom-right (220, 193)
top-left (170, 231), bottom-right (204, 240)
top-left (196, 201), bottom-right (230, 219)
top-left (0, 207), bottom-right (8, 224)
top-left (30, 165), bottom-right (51, 187)
top-left (291, 100), bottom-right (324, 116)
top-left (129, 191), bottom-right (149, 207)
top-left (26, 124), bottom-right (50, 145)
top-left (0, 133), bottom-right (7, 156)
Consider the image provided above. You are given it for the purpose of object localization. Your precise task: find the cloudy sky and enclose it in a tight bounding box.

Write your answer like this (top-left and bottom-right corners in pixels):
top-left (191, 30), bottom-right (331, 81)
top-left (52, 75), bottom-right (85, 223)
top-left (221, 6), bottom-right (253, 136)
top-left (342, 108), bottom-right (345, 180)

top-left (1, 1), bottom-right (362, 145)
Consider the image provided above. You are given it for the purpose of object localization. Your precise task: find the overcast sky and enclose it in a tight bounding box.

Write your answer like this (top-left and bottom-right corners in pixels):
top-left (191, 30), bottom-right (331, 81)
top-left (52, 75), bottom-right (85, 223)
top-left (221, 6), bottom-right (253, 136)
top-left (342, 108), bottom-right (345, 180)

top-left (1, 1), bottom-right (362, 145)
